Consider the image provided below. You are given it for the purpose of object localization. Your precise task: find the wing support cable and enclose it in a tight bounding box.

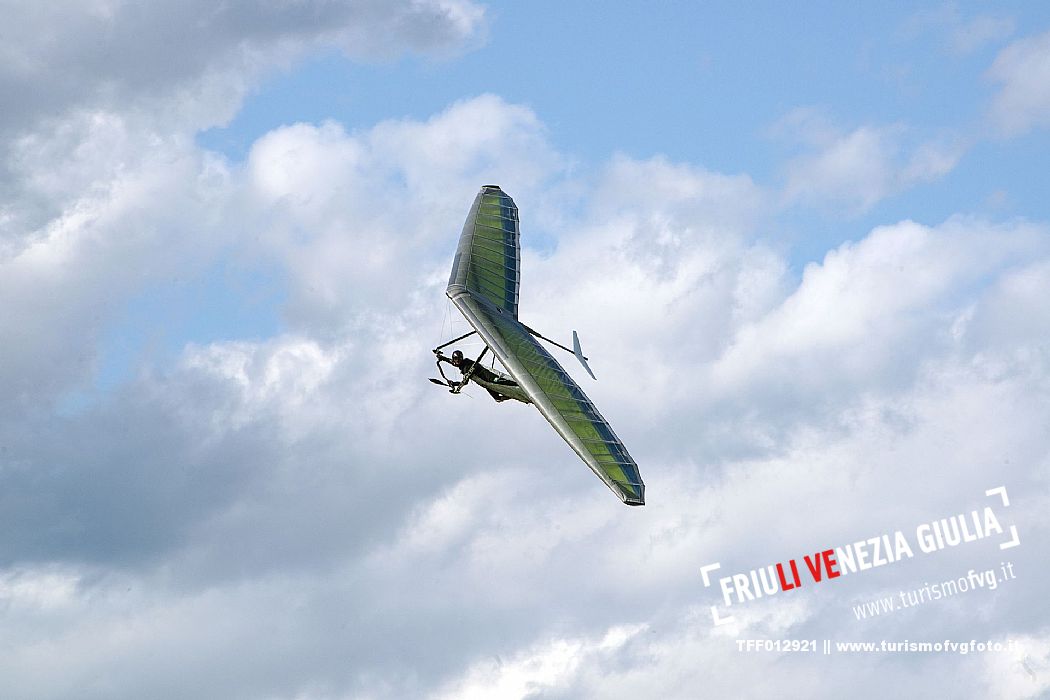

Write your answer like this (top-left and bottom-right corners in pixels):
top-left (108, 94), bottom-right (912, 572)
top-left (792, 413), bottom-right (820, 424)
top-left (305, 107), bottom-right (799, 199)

top-left (520, 324), bottom-right (596, 380)
top-left (433, 329), bottom-right (476, 352)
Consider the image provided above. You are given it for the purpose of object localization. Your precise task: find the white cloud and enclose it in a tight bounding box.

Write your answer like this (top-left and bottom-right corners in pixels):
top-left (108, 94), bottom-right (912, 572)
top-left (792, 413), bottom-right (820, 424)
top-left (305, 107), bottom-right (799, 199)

top-left (987, 29), bottom-right (1050, 136)
top-left (776, 109), bottom-right (965, 215)
top-left (245, 94), bottom-right (562, 332)
top-left (0, 114), bottom-right (233, 410)
top-left (982, 632), bottom-right (1050, 699)
top-left (0, 0), bottom-right (487, 413)
top-left (431, 624), bottom-right (647, 700)
top-left (0, 0), bottom-right (486, 136)
top-left (1, 8), bottom-right (1049, 697)
top-left (713, 216), bottom-right (1048, 399)
top-left (2, 139), bottom-right (1049, 697)
top-left (0, 566), bottom-right (80, 611)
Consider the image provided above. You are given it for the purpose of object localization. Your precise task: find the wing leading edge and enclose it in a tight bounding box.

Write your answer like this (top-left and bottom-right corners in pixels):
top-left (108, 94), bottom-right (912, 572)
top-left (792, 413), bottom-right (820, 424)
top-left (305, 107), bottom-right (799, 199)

top-left (447, 186), bottom-right (645, 506)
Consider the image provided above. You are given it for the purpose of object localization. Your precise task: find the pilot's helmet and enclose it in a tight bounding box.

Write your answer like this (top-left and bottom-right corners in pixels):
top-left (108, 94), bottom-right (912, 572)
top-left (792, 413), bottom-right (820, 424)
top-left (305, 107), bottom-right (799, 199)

top-left (451, 350), bottom-right (465, 366)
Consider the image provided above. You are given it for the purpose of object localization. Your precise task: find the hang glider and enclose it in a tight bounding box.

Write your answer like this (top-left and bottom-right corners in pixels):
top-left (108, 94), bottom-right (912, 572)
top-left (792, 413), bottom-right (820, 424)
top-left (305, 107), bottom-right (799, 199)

top-left (430, 185), bottom-right (645, 506)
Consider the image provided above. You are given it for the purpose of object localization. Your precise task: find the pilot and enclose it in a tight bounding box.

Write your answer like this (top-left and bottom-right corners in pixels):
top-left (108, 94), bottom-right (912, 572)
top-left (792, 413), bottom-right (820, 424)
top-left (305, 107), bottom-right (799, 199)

top-left (439, 350), bottom-right (517, 393)
top-left (445, 349), bottom-right (498, 384)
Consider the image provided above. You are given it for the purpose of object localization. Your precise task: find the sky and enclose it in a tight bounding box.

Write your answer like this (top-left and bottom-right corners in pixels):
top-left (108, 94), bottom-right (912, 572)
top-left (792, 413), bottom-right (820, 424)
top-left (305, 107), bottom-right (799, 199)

top-left (2, 2), bottom-right (1050, 698)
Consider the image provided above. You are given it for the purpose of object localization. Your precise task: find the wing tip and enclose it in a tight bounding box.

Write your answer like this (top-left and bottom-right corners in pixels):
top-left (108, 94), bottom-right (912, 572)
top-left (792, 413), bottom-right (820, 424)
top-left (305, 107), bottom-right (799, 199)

top-left (618, 483), bottom-right (645, 506)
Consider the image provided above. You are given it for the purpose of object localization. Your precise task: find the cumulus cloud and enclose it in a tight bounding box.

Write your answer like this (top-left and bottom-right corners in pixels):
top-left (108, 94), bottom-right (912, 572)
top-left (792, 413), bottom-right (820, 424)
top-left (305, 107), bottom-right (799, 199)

top-left (0, 115), bottom-right (233, 411)
top-left (987, 29), bottom-right (1050, 136)
top-left (7, 118), bottom-right (1048, 697)
top-left (246, 94), bottom-right (562, 332)
top-left (0, 0), bottom-right (485, 136)
top-left (4, 90), bottom-right (1050, 698)
top-left (2, 6), bottom-right (1050, 699)
top-left (983, 632), bottom-right (1050, 699)
top-left (430, 624), bottom-right (647, 700)
top-left (713, 217), bottom-right (1048, 400)
top-left (0, 0), bottom-right (486, 268)
top-left (0, 0), bottom-right (487, 413)
top-left (776, 109), bottom-right (965, 215)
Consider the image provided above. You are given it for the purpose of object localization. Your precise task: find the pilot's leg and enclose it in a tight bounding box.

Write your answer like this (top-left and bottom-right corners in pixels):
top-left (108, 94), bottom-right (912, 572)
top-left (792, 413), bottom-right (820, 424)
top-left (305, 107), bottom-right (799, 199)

top-left (485, 388), bottom-right (509, 402)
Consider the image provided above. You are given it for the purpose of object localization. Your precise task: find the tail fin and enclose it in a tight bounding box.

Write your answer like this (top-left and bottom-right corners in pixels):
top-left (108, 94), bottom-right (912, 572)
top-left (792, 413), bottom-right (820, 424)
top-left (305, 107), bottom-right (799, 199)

top-left (573, 330), bottom-right (597, 380)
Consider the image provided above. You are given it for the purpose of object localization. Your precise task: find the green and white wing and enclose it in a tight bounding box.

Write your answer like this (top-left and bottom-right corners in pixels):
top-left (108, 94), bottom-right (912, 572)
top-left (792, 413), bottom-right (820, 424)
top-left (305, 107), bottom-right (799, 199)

top-left (447, 185), bottom-right (520, 318)
top-left (447, 186), bottom-right (645, 506)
